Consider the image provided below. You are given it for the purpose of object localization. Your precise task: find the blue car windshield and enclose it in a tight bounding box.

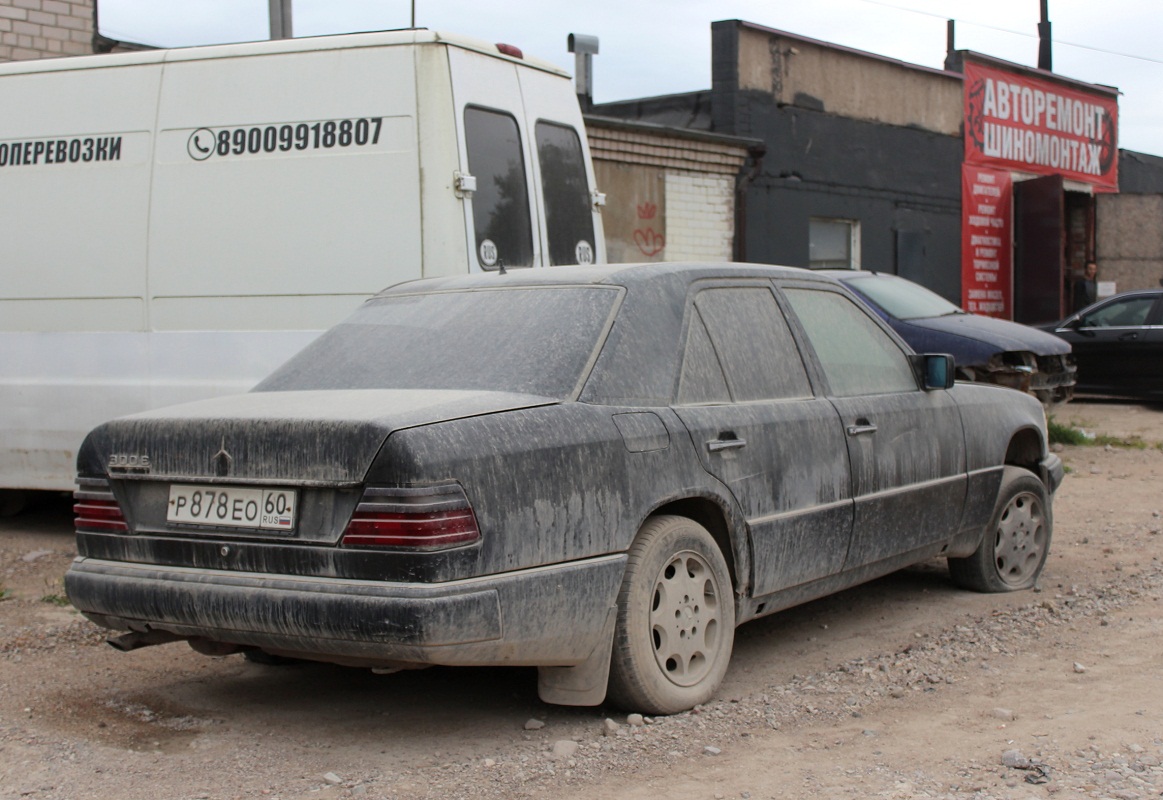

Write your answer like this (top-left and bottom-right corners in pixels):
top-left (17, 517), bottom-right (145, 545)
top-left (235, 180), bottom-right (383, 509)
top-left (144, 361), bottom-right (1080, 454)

top-left (846, 274), bottom-right (963, 321)
top-left (255, 286), bottom-right (620, 399)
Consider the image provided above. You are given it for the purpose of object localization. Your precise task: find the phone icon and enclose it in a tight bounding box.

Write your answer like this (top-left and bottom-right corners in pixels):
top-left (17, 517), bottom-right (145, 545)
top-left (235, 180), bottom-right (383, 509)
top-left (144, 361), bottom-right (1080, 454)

top-left (187, 128), bottom-right (215, 161)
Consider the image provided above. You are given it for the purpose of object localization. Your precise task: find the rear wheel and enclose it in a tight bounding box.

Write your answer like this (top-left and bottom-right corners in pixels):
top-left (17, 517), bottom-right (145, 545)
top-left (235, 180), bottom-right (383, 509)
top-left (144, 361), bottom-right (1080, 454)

top-left (607, 515), bottom-right (734, 714)
top-left (0, 490), bottom-right (28, 518)
top-left (949, 466), bottom-right (1051, 592)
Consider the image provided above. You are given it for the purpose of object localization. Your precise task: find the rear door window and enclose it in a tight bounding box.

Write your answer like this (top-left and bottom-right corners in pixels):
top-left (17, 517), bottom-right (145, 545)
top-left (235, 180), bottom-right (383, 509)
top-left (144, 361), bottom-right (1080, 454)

top-left (685, 287), bottom-right (813, 402)
top-left (535, 121), bottom-right (596, 266)
top-left (677, 312), bottom-right (730, 404)
top-left (464, 107), bottom-right (533, 270)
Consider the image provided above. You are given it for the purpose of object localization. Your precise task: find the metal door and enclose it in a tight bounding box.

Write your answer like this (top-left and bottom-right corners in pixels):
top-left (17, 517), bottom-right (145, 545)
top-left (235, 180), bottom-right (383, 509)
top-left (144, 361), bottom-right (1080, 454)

top-left (1014, 175), bottom-right (1065, 324)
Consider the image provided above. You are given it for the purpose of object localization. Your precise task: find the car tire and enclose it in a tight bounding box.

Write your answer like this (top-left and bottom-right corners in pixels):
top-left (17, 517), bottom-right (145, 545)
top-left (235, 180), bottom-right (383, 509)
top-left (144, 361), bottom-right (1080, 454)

top-left (948, 466), bottom-right (1051, 592)
top-left (0, 490), bottom-right (28, 518)
top-left (607, 515), bottom-right (735, 715)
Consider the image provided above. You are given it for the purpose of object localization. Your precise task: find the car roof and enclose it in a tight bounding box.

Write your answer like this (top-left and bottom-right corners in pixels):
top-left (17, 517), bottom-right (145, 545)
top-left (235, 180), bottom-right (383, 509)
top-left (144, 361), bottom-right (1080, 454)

top-left (373, 261), bottom-right (833, 297)
top-left (1072, 288), bottom-right (1163, 315)
top-left (814, 269), bottom-right (891, 282)
top-left (1091, 288), bottom-right (1163, 301)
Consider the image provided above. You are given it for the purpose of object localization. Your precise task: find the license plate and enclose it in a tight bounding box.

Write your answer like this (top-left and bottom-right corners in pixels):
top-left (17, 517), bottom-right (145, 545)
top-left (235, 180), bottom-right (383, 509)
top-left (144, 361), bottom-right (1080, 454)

top-left (166, 484), bottom-right (297, 531)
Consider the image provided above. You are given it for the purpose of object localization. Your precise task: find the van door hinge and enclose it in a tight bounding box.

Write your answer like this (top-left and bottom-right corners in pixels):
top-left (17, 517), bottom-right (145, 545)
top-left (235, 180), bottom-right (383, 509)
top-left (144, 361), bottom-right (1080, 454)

top-left (454, 171), bottom-right (477, 198)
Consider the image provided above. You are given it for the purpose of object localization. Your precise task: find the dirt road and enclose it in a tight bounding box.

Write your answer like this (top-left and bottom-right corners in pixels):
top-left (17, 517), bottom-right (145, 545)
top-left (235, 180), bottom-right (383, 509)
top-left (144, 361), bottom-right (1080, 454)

top-left (1, 400), bottom-right (1161, 800)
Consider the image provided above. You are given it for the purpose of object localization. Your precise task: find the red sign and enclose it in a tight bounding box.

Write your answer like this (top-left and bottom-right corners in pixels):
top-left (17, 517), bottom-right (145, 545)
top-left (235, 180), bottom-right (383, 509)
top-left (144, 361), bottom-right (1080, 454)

top-left (964, 60), bottom-right (1118, 192)
top-left (961, 165), bottom-right (1012, 318)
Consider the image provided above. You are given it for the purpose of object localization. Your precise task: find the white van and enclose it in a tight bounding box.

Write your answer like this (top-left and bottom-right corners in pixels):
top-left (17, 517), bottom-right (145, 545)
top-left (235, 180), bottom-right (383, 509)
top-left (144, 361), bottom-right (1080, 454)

top-left (0, 29), bottom-right (605, 505)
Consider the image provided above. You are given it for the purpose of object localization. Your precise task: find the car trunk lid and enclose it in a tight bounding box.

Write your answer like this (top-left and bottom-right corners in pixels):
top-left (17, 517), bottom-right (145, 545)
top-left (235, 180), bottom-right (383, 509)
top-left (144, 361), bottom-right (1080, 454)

top-left (80, 389), bottom-right (556, 484)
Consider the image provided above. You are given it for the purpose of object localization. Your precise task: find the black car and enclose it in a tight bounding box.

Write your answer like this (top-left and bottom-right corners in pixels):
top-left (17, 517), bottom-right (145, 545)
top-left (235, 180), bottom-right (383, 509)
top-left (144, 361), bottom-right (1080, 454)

top-left (1040, 289), bottom-right (1163, 400)
top-left (66, 263), bottom-right (1061, 714)
top-left (821, 271), bottom-right (1076, 404)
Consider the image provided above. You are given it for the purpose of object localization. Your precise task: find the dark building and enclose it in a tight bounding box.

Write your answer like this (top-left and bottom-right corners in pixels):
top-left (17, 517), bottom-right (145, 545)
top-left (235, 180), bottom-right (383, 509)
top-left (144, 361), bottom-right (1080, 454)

top-left (599, 19), bottom-right (1161, 324)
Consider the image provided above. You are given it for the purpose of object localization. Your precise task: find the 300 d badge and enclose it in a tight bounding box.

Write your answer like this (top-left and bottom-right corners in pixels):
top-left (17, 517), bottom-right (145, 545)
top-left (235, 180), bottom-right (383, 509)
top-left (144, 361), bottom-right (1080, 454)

top-left (108, 453), bottom-right (151, 474)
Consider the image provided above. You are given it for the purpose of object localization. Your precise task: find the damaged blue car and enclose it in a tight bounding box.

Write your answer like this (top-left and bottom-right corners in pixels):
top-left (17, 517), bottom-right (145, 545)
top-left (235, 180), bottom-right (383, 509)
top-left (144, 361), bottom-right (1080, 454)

top-left (822, 270), bottom-right (1076, 405)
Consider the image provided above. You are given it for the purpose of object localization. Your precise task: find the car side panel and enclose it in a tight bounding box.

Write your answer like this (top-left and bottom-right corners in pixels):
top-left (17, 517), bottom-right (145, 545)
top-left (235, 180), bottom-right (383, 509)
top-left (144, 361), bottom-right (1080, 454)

top-left (951, 382), bottom-right (1049, 473)
top-left (831, 389), bottom-right (968, 567)
top-left (942, 381), bottom-right (1049, 555)
top-left (366, 403), bottom-right (736, 577)
top-left (675, 399), bottom-right (853, 596)
top-left (1069, 327), bottom-right (1149, 394)
top-left (1145, 326), bottom-right (1163, 397)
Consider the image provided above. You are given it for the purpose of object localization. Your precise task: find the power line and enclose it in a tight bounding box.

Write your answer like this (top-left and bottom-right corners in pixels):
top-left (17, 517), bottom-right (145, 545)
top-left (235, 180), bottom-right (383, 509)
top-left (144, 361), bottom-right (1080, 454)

top-left (856, 0), bottom-right (1163, 66)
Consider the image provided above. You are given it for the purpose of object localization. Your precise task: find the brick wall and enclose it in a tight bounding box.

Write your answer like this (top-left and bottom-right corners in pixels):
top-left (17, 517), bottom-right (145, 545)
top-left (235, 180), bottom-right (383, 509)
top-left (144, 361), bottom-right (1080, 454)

top-left (1096, 194), bottom-right (1163, 292)
top-left (0, 0), bottom-right (93, 61)
top-left (587, 120), bottom-right (751, 263)
top-left (665, 172), bottom-right (735, 261)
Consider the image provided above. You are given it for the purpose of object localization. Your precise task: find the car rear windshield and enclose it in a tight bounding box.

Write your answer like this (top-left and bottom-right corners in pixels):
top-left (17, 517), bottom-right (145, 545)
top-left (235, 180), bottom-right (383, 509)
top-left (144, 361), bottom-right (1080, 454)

top-left (255, 287), bottom-right (619, 398)
top-left (847, 275), bottom-right (962, 320)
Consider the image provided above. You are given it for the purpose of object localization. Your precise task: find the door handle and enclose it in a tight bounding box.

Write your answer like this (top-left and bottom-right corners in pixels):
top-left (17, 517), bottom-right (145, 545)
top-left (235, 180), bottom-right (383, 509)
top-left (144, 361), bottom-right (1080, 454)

top-left (846, 422), bottom-right (878, 436)
top-left (1118, 331), bottom-right (1139, 341)
top-left (707, 436), bottom-right (747, 452)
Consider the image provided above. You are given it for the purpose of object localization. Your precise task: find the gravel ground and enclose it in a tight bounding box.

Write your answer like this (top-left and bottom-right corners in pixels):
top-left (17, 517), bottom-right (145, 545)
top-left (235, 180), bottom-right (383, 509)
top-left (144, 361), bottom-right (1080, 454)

top-left (0, 398), bottom-right (1160, 800)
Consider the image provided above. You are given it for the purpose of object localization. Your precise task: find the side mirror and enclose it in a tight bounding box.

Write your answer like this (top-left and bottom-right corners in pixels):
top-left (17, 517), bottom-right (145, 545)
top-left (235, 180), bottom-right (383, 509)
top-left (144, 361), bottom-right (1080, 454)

top-left (911, 353), bottom-right (955, 390)
top-left (1066, 316), bottom-right (1096, 336)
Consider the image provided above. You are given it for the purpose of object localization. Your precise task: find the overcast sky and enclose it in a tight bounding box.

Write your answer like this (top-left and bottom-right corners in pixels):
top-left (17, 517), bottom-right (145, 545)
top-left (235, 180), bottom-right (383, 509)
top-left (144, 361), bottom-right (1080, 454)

top-left (96, 0), bottom-right (1163, 158)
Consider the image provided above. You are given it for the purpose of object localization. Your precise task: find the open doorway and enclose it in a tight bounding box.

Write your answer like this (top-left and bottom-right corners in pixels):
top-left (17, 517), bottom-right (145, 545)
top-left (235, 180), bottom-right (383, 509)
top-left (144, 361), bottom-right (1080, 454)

top-left (1014, 176), bottom-right (1095, 324)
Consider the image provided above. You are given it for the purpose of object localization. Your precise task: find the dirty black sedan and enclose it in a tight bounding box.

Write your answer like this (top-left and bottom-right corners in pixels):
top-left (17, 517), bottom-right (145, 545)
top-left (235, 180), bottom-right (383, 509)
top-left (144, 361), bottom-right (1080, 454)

top-left (66, 263), bottom-right (1062, 714)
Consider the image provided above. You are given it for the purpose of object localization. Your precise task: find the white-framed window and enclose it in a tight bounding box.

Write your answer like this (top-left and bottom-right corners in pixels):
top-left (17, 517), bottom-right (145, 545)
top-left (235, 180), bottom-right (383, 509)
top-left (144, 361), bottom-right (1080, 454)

top-left (809, 217), bottom-right (861, 269)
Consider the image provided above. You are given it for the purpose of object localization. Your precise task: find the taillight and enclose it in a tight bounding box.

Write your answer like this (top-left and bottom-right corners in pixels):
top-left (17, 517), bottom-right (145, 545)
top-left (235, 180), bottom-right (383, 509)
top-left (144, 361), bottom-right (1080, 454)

top-left (74, 477), bottom-right (129, 533)
top-left (341, 484), bottom-right (480, 550)
top-left (339, 481), bottom-right (476, 548)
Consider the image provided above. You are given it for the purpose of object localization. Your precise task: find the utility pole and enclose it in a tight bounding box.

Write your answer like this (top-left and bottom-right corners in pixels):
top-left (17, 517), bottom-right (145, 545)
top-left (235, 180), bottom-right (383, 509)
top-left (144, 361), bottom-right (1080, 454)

top-left (269, 0), bottom-right (292, 40)
top-left (1037, 0), bottom-right (1052, 71)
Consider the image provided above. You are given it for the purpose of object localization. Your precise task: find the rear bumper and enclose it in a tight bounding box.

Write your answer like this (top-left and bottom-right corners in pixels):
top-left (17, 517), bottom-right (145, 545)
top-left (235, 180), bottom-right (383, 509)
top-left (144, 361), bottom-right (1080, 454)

top-left (65, 553), bottom-right (626, 668)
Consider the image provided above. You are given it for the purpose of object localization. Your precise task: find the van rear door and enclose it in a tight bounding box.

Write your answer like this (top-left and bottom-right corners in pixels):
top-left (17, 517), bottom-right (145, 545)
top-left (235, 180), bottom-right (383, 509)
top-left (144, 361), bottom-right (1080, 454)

top-left (448, 46), bottom-right (540, 272)
top-left (519, 66), bottom-right (604, 267)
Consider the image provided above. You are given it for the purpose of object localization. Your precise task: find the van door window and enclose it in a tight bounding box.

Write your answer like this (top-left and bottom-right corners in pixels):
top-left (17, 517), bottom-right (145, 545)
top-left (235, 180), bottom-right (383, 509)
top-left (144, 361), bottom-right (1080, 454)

top-left (464, 107), bottom-right (533, 269)
top-left (535, 122), bottom-right (596, 266)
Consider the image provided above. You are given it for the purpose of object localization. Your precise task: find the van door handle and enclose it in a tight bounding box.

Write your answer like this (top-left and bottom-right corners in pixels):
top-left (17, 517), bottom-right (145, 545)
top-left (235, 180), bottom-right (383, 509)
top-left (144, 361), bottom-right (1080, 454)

top-left (846, 421), bottom-right (878, 436)
top-left (707, 436), bottom-right (747, 452)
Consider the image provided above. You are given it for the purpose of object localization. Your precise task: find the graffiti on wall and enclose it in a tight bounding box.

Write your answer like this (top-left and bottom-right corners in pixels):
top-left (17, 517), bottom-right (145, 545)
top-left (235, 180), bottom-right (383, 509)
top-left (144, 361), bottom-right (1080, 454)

top-left (633, 201), bottom-right (665, 257)
top-left (590, 162), bottom-right (665, 263)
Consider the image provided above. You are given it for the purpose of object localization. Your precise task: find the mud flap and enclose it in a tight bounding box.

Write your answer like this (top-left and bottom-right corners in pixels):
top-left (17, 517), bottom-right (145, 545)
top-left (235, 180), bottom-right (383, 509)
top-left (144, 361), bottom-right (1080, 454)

top-left (536, 605), bottom-right (616, 706)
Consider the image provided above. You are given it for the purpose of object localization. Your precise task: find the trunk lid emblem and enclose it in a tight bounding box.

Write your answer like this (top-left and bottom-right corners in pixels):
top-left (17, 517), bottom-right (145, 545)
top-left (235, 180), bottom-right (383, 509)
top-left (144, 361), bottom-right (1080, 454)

top-left (212, 444), bottom-right (233, 477)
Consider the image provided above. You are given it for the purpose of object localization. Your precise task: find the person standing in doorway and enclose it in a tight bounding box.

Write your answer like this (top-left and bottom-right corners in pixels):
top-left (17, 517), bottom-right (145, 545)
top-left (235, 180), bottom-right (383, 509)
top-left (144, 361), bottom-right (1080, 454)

top-left (1073, 261), bottom-right (1098, 313)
